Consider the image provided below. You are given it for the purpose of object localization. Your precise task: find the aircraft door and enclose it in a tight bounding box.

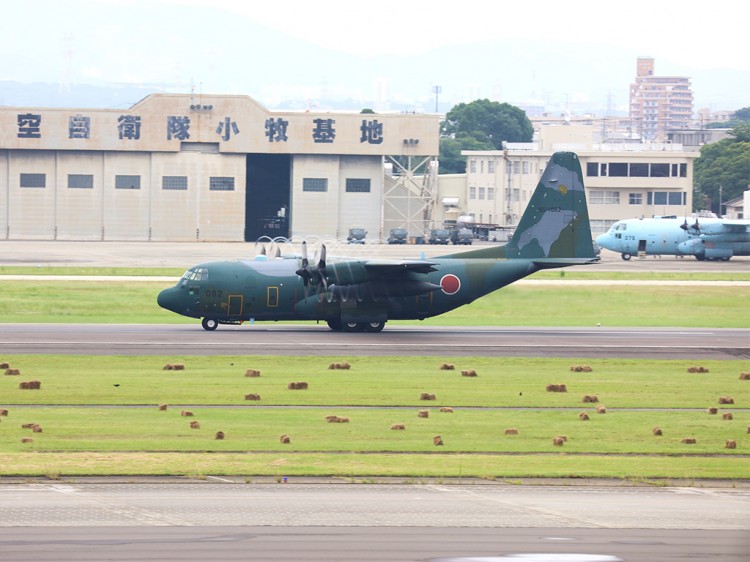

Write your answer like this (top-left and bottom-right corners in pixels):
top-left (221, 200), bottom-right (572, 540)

top-left (416, 293), bottom-right (432, 317)
top-left (638, 239), bottom-right (647, 254)
top-left (228, 295), bottom-right (243, 316)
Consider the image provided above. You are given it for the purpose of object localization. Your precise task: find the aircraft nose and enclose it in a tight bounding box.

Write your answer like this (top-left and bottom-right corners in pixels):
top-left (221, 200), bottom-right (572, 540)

top-left (157, 287), bottom-right (180, 313)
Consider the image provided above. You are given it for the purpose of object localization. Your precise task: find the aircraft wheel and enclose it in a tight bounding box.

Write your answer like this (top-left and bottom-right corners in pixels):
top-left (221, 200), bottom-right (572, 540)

top-left (363, 321), bottom-right (385, 333)
top-left (342, 322), bottom-right (364, 332)
top-left (621, 253), bottom-right (632, 261)
top-left (326, 319), bottom-right (343, 331)
top-left (202, 317), bottom-right (219, 331)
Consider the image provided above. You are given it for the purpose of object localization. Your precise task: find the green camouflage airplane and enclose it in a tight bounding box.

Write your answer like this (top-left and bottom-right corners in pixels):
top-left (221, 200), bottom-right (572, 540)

top-left (157, 151), bottom-right (599, 332)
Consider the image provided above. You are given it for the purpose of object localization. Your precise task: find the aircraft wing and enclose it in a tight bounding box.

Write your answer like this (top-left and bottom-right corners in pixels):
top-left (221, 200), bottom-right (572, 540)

top-left (698, 221), bottom-right (750, 236)
top-left (363, 259), bottom-right (438, 273)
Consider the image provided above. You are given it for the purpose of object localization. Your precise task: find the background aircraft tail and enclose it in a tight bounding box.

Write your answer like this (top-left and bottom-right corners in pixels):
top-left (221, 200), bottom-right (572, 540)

top-left (447, 151), bottom-right (597, 262)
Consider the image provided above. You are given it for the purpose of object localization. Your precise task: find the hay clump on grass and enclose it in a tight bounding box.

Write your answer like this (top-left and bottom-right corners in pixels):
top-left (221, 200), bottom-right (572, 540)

top-left (163, 364), bottom-right (185, 371)
top-left (433, 435), bottom-right (443, 446)
top-left (739, 372), bottom-right (750, 380)
top-left (707, 407), bottom-right (718, 415)
top-left (244, 393), bottom-right (261, 401)
top-left (0, 362), bottom-right (10, 369)
top-left (439, 363), bottom-right (455, 370)
top-left (582, 394), bottom-right (599, 403)
top-left (687, 366), bottom-right (709, 373)
top-left (189, 421), bottom-right (201, 429)
top-left (245, 369), bottom-right (261, 377)
top-left (440, 407), bottom-right (454, 413)
top-left (32, 424), bottom-right (43, 433)
top-left (19, 380), bottom-right (41, 389)
top-left (325, 415), bottom-right (349, 423)
top-left (180, 410), bottom-right (194, 417)
top-left (504, 428), bottom-right (519, 435)
top-left (546, 384), bottom-right (567, 392)
top-left (596, 405), bottom-right (607, 414)
top-left (215, 431), bottom-right (225, 440)
top-left (390, 424), bottom-right (406, 430)
top-left (570, 365), bottom-right (593, 372)
top-left (420, 393), bottom-right (436, 400)
top-left (718, 396), bottom-right (734, 405)
top-left (21, 437), bottom-right (33, 443)
top-left (328, 362), bottom-right (351, 370)
top-left (5, 368), bottom-right (20, 376)
top-left (21, 423), bottom-right (36, 429)
top-left (417, 410), bottom-right (429, 418)
top-left (0, 409), bottom-right (8, 416)
top-left (681, 437), bottom-right (697, 444)
top-left (552, 437), bottom-right (565, 446)
top-left (461, 369), bottom-right (478, 377)
top-left (279, 434), bottom-right (291, 444)
top-left (723, 413), bottom-right (734, 420)
top-left (653, 427), bottom-right (663, 436)
top-left (288, 382), bottom-right (309, 390)
top-left (725, 440), bottom-right (737, 449)
top-left (579, 412), bottom-right (590, 421)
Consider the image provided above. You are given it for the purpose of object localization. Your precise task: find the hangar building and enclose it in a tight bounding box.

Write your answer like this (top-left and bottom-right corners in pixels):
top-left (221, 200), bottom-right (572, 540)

top-left (0, 94), bottom-right (440, 242)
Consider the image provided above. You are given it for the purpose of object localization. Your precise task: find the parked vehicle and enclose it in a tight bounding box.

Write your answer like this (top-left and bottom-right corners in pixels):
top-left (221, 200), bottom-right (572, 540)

top-left (428, 228), bottom-right (450, 244)
top-left (347, 227), bottom-right (367, 244)
top-left (387, 228), bottom-right (408, 244)
top-left (450, 228), bottom-right (473, 245)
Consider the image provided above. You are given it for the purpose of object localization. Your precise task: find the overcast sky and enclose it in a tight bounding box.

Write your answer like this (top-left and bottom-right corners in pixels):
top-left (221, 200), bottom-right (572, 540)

top-left (2, 0), bottom-right (746, 110)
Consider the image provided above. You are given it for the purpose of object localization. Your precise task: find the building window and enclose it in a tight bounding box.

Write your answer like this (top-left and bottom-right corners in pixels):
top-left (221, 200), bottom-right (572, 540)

top-left (608, 163), bottom-right (628, 177)
top-left (629, 163), bottom-right (648, 177)
top-left (469, 160), bottom-right (476, 173)
top-left (480, 160), bottom-right (484, 174)
top-left (629, 193), bottom-right (643, 205)
top-left (469, 186), bottom-right (476, 199)
top-left (649, 191), bottom-right (686, 206)
top-left (512, 161), bottom-right (520, 174)
top-left (590, 190), bottom-right (620, 204)
top-left (478, 187), bottom-right (485, 200)
top-left (303, 178), bottom-right (328, 192)
top-left (345, 178), bottom-right (370, 193)
top-left (488, 160), bottom-right (495, 174)
top-left (488, 187), bottom-right (495, 200)
top-left (115, 175), bottom-right (141, 190)
top-left (68, 174), bottom-right (94, 189)
top-left (162, 176), bottom-right (188, 190)
top-left (20, 173), bottom-right (45, 188)
top-left (522, 161), bottom-right (529, 174)
top-left (651, 163), bottom-right (669, 177)
top-left (586, 163), bottom-right (599, 177)
top-left (210, 177), bottom-right (235, 191)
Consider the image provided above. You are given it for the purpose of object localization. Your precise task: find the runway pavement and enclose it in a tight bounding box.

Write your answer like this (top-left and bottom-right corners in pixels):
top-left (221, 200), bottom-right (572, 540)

top-left (0, 480), bottom-right (747, 561)
top-left (2, 324), bottom-right (749, 359)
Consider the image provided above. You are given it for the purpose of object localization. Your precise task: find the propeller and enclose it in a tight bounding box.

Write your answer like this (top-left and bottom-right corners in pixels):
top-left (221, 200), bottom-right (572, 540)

top-left (295, 242), bottom-right (328, 298)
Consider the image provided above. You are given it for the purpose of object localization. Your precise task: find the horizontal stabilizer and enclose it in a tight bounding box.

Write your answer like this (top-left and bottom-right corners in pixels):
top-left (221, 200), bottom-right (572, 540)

top-left (532, 257), bottom-right (600, 269)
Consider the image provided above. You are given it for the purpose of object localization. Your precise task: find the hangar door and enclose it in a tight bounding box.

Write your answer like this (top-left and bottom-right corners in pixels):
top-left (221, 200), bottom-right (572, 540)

top-left (245, 154), bottom-right (291, 241)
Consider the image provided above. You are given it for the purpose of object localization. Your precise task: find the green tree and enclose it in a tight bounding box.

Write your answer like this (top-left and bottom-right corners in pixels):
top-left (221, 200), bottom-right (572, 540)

top-left (693, 126), bottom-right (750, 213)
top-left (438, 99), bottom-right (533, 174)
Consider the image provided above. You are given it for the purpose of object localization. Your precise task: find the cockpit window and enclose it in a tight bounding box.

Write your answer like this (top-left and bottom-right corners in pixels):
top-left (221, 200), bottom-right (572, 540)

top-left (180, 267), bottom-right (208, 285)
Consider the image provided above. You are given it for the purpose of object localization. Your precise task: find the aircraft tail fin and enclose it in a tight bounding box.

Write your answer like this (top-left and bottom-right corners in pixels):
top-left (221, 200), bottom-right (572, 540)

top-left (444, 152), bottom-right (597, 261)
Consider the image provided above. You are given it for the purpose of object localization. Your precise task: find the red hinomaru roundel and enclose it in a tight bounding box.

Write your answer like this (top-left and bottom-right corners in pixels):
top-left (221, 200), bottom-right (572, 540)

top-left (440, 274), bottom-right (461, 295)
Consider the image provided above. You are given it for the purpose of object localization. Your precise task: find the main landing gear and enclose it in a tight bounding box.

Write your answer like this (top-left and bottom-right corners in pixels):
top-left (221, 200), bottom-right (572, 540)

top-left (327, 320), bottom-right (386, 333)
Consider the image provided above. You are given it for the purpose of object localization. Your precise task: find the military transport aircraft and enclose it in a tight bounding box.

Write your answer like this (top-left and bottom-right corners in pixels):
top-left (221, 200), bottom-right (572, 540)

top-left (157, 151), bottom-right (599, 332)
top-left (596, 215), bottom-right (750, 261)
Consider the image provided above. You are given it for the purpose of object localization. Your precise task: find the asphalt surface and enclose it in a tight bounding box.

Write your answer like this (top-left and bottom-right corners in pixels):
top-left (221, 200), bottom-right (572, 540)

top-left (2, 324), bottom-right (749, 360)
top-left (0, 481), bottom-right (748, 561)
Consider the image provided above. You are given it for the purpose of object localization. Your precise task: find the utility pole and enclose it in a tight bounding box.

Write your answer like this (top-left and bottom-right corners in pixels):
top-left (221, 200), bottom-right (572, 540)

top-left (432, 86), bottom-right (441, 113)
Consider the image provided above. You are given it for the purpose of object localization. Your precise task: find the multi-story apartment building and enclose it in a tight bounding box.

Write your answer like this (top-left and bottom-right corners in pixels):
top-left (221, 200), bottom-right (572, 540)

top-left (459, 125), bottom-right (698, 237)
top-left (629, 57), bottom-right (694, 141)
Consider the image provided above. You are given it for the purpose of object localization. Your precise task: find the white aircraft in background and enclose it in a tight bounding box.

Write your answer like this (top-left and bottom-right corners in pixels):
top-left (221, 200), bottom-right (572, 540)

top-left (596, 215), bottom-right (750, 261)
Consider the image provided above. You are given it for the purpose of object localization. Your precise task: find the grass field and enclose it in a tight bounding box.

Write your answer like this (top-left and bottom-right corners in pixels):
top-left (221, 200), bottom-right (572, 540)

top-left (1, 355), bottom-right (748, 479)
top-left (2, 279), bottom-right (749, 327)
